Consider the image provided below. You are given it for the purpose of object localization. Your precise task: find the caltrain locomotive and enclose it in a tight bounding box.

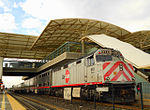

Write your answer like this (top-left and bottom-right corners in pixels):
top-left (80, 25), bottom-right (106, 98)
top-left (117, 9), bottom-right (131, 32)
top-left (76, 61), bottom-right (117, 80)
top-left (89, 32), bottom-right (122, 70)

top-left (13, 48), bottom-right (136, 103)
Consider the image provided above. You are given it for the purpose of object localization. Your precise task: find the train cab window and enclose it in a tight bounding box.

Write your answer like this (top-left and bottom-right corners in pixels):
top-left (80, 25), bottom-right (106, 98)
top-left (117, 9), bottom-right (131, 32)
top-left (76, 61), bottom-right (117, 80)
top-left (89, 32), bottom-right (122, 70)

top-left (87, 55), bottom-right (95, 66)
top-left (96, 55), bottom-right (112, 62)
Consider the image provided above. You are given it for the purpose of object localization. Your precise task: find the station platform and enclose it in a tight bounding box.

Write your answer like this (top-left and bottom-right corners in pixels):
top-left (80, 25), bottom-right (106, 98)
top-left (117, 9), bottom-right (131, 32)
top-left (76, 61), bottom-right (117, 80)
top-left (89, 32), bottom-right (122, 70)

top-left (0, 91), bottom-right (26, 110)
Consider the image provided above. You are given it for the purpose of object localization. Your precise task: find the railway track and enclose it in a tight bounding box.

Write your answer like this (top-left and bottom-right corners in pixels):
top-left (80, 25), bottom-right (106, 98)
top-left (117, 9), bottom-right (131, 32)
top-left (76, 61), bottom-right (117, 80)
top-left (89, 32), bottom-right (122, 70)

top-left (9, 93), bottom-right (64, 110)
top-left (9, 93), bottom-right (150, 110)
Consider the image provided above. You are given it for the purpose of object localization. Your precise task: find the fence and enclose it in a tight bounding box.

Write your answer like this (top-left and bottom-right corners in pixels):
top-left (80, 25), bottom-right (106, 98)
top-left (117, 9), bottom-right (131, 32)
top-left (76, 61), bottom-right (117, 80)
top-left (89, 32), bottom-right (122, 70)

top-left (68, 82), bottom-right (149, 110)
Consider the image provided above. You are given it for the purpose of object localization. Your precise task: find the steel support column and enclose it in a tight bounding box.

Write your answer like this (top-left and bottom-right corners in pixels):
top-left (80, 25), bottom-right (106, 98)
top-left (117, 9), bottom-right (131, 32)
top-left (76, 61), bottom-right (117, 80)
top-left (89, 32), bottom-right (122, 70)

top-left (81, 40), bottom-right (85, 54)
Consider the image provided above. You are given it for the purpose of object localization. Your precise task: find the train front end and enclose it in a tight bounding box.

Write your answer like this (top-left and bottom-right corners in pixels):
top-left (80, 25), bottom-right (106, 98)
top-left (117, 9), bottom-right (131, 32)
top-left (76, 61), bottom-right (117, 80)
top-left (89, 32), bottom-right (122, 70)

top-left (95, 49), bottom-right (135, 103)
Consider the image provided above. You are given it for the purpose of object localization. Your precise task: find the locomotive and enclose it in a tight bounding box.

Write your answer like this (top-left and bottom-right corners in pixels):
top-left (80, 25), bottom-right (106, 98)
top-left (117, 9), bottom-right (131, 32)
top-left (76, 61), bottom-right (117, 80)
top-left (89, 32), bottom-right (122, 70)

top-left (13, 48), bottom-right (136, 103)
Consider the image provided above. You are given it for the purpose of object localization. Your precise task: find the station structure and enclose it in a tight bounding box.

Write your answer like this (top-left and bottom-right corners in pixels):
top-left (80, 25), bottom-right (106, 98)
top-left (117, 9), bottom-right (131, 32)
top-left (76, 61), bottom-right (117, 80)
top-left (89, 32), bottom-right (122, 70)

top-left (0, 18), bottom-right (150, 87)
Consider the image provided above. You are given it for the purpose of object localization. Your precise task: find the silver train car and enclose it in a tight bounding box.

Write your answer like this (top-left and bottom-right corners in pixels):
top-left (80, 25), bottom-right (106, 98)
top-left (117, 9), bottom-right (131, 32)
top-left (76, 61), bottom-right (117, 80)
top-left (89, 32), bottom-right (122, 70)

top-left (13, 48), bottom-right (136, 103)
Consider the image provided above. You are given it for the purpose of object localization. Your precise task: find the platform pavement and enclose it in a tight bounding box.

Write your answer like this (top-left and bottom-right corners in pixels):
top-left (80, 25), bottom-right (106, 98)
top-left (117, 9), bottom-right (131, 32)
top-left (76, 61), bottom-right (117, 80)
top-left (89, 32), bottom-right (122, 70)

top-left (0, 91), bottom-right (26, 110)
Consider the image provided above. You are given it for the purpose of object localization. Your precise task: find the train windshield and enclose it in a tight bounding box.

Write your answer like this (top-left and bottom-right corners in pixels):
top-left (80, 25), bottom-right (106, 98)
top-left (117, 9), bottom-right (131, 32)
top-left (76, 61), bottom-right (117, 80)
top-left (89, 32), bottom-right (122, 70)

top-left (96, 55), bottom-right (112, 62)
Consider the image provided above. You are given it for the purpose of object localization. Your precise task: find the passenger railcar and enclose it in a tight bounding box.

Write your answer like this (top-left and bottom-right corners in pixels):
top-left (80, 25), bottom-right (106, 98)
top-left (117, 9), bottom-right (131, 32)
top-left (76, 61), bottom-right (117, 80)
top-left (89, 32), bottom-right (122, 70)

top-left (13, 48), bottom-right (136, 103)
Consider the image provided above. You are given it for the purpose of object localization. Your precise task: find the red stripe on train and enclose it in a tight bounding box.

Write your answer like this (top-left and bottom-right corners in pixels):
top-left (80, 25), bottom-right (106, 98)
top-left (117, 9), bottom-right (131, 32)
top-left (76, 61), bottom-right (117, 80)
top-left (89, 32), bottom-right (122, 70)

top-left (31, 82), bottom-right (103, 89)
top-left (122, 63), bottom-right (134, 77)
top-left (103, 62), bottom-right (111, 70)
top-left (128, 63), bottom-right (134, 71)
top-left (51, 82), bottom-right (103, 88)
top-left (111, 71), bottom-right (131, 81)
top-left (111, 71), bottom-right (122, 81)
top-left (32, 86), bottom-right (50, 89)
top-left (104, 61), bottom-right (134, 81)
top-left (104, 61), bottom-right (121, 80)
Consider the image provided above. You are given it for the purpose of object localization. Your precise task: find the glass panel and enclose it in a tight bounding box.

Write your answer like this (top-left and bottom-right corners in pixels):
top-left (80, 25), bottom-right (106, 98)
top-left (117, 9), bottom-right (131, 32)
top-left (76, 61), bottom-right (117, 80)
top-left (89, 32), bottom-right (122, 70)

top-left (96, 55), bottom-right (112, 62)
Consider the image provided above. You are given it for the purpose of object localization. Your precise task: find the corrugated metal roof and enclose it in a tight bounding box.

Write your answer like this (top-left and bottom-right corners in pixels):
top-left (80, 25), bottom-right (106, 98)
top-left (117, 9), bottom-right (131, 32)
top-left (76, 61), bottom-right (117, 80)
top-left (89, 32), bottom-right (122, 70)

top-left (0, 32), bottom-right (49, 59)
top-left (0, 18), bottom-right (150, 61)
top-left (31, 18), bottom-right (131, 52)
top-left (122, 31), bottom-right (150, 50)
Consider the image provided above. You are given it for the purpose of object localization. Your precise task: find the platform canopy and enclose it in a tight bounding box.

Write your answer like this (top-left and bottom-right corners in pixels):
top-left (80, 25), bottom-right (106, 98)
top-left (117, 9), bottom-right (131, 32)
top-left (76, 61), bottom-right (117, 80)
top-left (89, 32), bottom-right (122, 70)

top-left (0, 32), bottom-right (49, 59)
top-left (121, 31), bottom-right (150, 50)
top-left (0, 18), bottom-right (150, 60)
top-left (31, 18), bottom-right (131, 51)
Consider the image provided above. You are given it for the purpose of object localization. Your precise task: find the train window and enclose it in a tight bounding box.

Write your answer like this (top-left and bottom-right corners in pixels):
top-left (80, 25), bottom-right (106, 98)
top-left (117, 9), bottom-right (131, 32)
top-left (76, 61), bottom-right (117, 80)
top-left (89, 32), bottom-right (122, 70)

top-left (87, 55), bottom-right (95, 66)
top-left (76, 60), bottom-right (81, 64)
top-left (96, 55), bottom-right (112, 62)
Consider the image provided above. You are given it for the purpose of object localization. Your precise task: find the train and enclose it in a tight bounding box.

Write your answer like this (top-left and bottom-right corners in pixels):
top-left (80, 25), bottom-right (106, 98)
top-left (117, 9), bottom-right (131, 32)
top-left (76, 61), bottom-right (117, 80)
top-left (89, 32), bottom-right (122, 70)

top-left (12, 48), bottom-right (136, 103)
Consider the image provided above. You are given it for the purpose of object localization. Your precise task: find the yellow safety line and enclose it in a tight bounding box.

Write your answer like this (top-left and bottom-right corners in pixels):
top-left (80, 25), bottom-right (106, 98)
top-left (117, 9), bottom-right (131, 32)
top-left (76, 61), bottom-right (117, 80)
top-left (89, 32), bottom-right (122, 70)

top-left (1, 92), bottom-right (5, 110)
top-left (6, 93), bottom-right (26, 110)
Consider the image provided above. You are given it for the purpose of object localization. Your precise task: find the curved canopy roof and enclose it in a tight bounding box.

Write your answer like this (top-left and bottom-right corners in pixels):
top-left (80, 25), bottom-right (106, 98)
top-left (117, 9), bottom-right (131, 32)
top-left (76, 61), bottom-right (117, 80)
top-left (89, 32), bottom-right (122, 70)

top-left (122, 31), bottom-right (150, 50)
top-left (31, 18), bottom-right (131, 51)
top-left (0, 18), bottom-right (150, 60)
top-left (0, 32), bottom-right (49, 59)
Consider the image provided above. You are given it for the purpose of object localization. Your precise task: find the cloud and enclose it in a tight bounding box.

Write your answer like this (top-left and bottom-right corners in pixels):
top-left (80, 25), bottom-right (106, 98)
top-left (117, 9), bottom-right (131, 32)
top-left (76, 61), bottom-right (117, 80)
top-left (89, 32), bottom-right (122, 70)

top-left (20, 0), bottom-right (76, 20)
top-left (0, 13), bottom-right (17, 32)
top-left (13, 2), bottom-right (18, 8)
top-left (0, 0), bottom-right (11, 12)
top-left (20, 0), bottom-right (150, 32)
top-left (26, 30), bottom-right (40, 36)
top-left (0, 0), bottom-right (4, 7)
top-left (116, 17), bottom-right (150, 32)
top-left (22, 18), bottom-right (43, 29)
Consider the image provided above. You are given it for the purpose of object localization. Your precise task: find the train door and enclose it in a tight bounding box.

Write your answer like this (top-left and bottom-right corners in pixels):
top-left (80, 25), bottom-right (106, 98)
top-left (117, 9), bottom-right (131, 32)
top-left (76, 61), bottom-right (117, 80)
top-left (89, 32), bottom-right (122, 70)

top-left (76, 59), bottom-right (84, 83)
top-left (86, 55), bottom-right (97, 82)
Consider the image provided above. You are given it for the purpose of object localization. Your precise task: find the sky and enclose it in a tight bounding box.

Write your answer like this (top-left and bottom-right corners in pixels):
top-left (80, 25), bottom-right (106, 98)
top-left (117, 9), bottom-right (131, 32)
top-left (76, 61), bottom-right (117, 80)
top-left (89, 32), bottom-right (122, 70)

top-left (1, 0), bottom-right (150, 87)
